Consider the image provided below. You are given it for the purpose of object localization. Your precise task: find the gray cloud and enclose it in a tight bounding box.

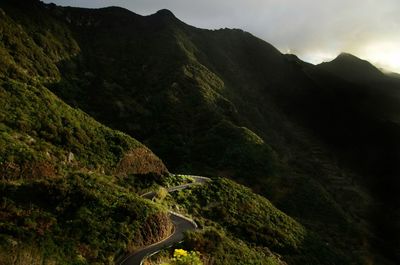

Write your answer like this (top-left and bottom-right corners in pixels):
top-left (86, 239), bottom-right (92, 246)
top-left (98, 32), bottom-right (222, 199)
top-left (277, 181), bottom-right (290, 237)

top-left (43, 0), bottom-right (400, 72)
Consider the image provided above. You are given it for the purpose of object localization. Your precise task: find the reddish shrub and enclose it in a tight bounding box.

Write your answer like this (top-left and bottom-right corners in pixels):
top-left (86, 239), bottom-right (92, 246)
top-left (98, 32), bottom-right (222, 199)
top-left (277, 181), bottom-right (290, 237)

top-left (115, 147), bottom-right (168, 177)
top-left (0, 161), bottom-right (57, 180)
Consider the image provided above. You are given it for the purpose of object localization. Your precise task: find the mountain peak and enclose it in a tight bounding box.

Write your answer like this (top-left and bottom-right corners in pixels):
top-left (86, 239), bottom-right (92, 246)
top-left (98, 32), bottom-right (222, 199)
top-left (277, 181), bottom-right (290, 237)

top-left (155, 9), bottom-right (175, 18)
top-left (335, 52), bottom-right (368, 63)
top-left (318, 52), bottom-right (384, 82)
top-left (149, 9), bottom-right (180, 26)
top-left (332, 52), bottom-right (379, 70)
top-left (337, 52), bottom-right (356, 58)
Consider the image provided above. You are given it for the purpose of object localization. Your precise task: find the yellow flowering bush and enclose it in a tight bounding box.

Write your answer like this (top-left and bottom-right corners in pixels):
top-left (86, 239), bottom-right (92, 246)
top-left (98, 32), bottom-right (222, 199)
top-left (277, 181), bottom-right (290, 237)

top-left (161, 249), bottom-right (203, 265)
top-left (174, 249), bottom-right (188, 258)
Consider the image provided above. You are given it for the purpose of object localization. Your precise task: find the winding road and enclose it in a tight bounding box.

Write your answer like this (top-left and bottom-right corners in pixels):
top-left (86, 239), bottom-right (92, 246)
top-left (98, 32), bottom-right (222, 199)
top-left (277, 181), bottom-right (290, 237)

top-left (119, 175), bottom-right (210, 265)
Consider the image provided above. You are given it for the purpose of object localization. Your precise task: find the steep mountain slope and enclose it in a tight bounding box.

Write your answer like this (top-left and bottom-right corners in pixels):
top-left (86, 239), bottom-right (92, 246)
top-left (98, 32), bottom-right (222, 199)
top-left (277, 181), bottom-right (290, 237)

top-left (0, 75), bottom-right (296, 264)
top-left (1, 1), bottom-right (399, 264)
top-left (0, 1), bottom-right (172, 263)
top-left (0, 2), bottom-right (328, 265)
top-left (312, 55), bottom-right (400, 262)
top-left (0, 0), bottom-right (168, 179)
top-left (172, 178), bottom-right (343, 264)
top-left (0, 78), bottom-right (173, 264)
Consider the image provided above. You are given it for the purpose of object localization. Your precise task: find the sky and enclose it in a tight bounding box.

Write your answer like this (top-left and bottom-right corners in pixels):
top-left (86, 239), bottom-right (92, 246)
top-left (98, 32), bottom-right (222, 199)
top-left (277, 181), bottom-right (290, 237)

top-left (43, 0), bottom-right (400, 73)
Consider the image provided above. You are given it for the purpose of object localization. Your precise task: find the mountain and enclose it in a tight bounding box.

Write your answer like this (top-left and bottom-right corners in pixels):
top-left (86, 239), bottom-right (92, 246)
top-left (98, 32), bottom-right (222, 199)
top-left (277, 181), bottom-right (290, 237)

top-left (387, 72), bottom-right (400, 79)
top-left (0, 1), bottom-right (334, 264)
top-left (318, 52), bottom-right (386, 82)
top-left (0, 52), bottom-right (174, 265)
top-left (0, 2), bottom-right (175, 263)
top-left (317, 53), bottom-right (400, 123)
top-left (1, 0), bottom-right (399, 264)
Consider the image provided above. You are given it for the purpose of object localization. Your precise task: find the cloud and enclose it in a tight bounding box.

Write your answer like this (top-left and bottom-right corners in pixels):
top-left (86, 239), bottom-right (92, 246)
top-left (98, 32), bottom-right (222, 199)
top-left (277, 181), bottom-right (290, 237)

top-left (43, 0), bottom-right (400, 72)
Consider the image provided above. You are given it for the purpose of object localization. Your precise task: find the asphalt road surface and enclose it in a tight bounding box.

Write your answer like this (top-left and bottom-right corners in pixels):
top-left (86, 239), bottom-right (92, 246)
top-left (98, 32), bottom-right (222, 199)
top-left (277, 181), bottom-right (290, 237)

top-left (119, 213), bottom-right (196, 265)
top-left (141, 175), bottom-right (210, 200)
top-left (119, 175), bottom-right (210, 265)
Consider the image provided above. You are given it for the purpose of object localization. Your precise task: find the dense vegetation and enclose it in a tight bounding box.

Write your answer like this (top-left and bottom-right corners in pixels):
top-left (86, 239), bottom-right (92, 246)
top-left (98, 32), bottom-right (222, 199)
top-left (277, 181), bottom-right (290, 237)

top-left (147, 236), bottom-right (285, 265)
top-left (155, 249), bottom-right (203, 265)
top-left (0, 79), bottom-right (166, 176)
top-left (168, 178), bottom-right (353, 265)
top-left (0, 66), bottom-right (171, 265)
top-left (1, 0), bottom-right (399, 264)
top-left (0, 173), bottom-right (172, 264)
top-left (174, 178), bottom-right (306, 252)
top-left (0, 1), bottom-right (172, 263)
top-left (184, 229), bottom-right (285, 265)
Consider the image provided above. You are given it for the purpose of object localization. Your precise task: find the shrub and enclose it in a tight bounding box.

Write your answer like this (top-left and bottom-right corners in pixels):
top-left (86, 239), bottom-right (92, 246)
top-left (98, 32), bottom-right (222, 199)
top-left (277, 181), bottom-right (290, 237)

top-left (161, 249), bottom-right (203, 265)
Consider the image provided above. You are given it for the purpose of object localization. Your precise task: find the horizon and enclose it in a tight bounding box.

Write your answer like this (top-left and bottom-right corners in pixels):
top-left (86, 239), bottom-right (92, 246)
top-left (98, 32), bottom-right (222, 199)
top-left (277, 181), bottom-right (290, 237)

top-left (42, 0), bottom-right (400, 74)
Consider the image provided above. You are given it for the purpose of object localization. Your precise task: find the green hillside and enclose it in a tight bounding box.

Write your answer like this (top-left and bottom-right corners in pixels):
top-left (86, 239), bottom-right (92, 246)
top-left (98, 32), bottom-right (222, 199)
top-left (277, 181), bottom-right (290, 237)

top-left (168, 177), bottom-right (363, 264)
top-left (0, 78), bottom-right (174, 264)
top-left (1, 0), bottom-right (399, 264)
top-left (0, 1), bottom-right (172, 263)
top-left (0, 1), bottom-right (312, 264)
top-left (0, 77), bottom-right (298, 264)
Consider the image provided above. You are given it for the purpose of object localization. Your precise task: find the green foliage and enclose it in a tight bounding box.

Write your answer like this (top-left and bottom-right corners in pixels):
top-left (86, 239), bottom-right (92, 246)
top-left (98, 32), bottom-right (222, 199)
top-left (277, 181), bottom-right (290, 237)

top-left (155, 187), bottom-right (169, 201)
top-left (164, 248), bottom-right (203, 265)
top-left (192, 120), bottom-right (278, 181)
top-left (0, 78), bottom-right (153, 176)
top-left (0, 172), bottom-right (170, 264)
top-left (0, 1), bottom-right (79, 81)
top-left (171, 177), bottom-right (353, 264)
top-left (0, 4), bottom-right (171, 263)
top-left (173, 178), bottom-right (305, 252)
top-left (184, 228), bottom-right (284, 265)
